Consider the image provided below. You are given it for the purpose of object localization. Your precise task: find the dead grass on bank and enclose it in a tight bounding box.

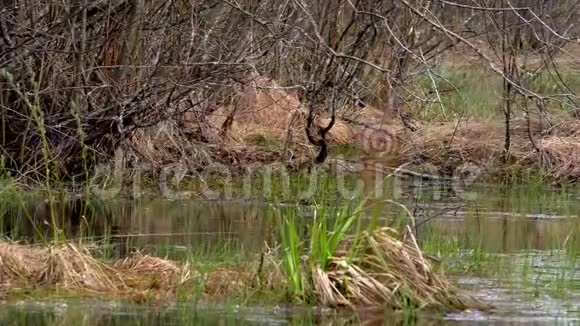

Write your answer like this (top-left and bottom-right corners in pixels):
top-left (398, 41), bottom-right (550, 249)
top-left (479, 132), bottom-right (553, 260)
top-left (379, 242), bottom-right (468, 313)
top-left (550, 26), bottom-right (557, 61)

top-left (121, 119), bottom-right (290, 176)
top-left (120, 76), bottom-right (360, 174)
top-left (0, 242), bottom-right (190, 302)
top-left (310, 227), bottom-right (485, 311)
top-left (403, 115), bottom-right (580, 182)
top-left (209, 77), bottom-right (355, 146)
top-left (115, 73), bottom-right (578, 182)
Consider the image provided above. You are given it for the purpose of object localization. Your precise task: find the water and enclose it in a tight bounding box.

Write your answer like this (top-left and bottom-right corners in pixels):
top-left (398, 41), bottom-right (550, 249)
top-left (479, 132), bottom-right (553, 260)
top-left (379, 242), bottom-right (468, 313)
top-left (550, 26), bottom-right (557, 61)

top-left (1, 183), bottom-right (579, 325)
top-left (0, 300), bottom-right (474, 325)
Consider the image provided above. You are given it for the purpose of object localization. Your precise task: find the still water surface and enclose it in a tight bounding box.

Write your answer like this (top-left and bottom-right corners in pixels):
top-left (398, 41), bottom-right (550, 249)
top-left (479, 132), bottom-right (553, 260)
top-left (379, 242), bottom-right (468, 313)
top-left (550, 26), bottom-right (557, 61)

top-left (1, 183), bottom-right (579, 325)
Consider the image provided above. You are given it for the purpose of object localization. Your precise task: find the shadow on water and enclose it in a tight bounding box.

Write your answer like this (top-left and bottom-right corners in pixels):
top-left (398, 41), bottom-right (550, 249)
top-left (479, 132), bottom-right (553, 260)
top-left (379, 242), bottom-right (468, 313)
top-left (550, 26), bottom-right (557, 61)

top-left (0, 182), bottom-right (579, 324)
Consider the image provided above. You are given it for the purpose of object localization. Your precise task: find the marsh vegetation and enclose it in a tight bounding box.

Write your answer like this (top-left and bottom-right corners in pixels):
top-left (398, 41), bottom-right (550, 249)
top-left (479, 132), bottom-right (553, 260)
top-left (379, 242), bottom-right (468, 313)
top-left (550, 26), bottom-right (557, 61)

top-left (1, 0), bottom-right (579, 324)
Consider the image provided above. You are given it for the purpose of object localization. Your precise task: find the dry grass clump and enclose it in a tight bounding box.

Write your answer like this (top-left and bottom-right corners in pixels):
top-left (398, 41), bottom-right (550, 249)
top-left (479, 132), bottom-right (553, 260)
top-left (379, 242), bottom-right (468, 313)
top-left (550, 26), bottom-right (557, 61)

top-left (0, 241), bottom-right (284, 304)
top-left (0, 230), bottom-right (484, 312)
top-left (0, 242), bottom-right (47, 286)
top-left (538, 137), bottom-right (580, 180)
top-left (0, 242), bottom-right (190, 302)
top-left (39, 244), bottom-right (126, 292)
top-left (111, 78), bottom-right (398, 175)
top-left (402, 120), bottom-right (505, 166)
top-left (310, 227), bottom-right (485, 311)
top-left (119, 116), bottom-right (291, 176)
top-left (114, 252), bottom-right (191, 291)
top-left (210, 77), bottom-right (355, 146)
top-left (118, 77), bottom-right (318, 174)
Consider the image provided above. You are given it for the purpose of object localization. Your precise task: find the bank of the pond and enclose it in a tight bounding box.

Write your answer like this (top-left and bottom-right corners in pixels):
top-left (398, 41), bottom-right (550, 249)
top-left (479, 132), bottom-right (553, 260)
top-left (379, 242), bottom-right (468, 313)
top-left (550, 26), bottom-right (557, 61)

top-left (1, 106), bottom-right (579, 191)
top-left (95, 114), bottom-right (580, 188)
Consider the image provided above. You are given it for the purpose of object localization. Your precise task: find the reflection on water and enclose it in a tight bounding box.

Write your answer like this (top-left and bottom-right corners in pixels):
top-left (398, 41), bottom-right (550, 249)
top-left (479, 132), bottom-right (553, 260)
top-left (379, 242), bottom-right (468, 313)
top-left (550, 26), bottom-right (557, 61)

top-left (0, 300), bottom-right (445, 326)
top-left (0, 299), bottom-right (577, 325)
top-left (0, 198), bottom-right (278, 257)
top-left (0, 183), bottom-right (579, 324)
top-left (425, 215), bottom-right (577, 252)
top-left (3, 186), bottom-right (578, 254)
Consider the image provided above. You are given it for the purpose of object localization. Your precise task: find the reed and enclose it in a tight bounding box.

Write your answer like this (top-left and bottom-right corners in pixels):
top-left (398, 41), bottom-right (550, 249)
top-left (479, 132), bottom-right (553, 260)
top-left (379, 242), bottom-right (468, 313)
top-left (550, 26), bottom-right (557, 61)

top-left (277, 201), bottom-right (487, 311)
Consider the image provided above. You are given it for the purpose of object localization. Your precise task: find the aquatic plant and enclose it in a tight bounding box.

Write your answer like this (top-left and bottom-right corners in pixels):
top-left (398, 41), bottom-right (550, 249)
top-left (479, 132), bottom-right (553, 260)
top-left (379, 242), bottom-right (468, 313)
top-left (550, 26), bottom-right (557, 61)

top-left (277, 202), bottom-right (486, 311)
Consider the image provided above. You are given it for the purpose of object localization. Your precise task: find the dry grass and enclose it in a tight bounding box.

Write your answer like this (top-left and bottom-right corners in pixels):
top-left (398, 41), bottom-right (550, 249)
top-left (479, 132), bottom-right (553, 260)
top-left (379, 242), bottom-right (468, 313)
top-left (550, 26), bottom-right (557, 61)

top-left (119, 76), bottom-right (366, 175)
top-left (310, 227), bottom-right (486, 311)
top-left (0, 242), bottom-right (190, 302)
top-left (399, 113), bottom-right (580, 182)
top-left (0, 242), bottom-right (47, 285)
top-left (0, 240), bottom-right (285, 304)
top-left (0, 230), bottom-right (485, 313)
top-left (110, 82), bottom-right (579, 183)
top-left (121, 116), bottom-right (290, 175)
top-left (209, 77), bottom-right (355, 146)
top-left (116, 77), bottom-right (315, 173)
top-left (204, 76), bottom-right (579, 182)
